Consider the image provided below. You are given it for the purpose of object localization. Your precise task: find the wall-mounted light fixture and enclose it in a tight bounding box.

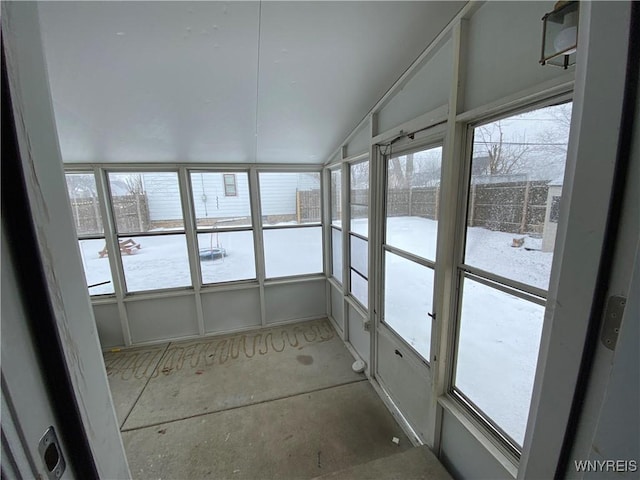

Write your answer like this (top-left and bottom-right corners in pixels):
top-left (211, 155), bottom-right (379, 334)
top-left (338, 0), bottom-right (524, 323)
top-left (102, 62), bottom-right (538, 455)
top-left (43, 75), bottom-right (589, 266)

top-left (540, 1), bottom-right (579, 69)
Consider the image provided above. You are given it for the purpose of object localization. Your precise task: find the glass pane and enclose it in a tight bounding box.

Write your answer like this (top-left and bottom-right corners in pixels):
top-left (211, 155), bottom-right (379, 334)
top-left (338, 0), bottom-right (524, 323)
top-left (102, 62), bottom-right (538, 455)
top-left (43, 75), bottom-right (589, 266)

top-left (259, 172), bottom-right (321, 226)
top-left (198, 231), bottom-right (256, 284)
top-left (331, 169), bottom-right (342, 227)
top-left (350, 270), bottom-right (368, 308)
top-left (465, 103), bottom-right (572, 290)
top-left (350, 160), bottom-right (369, 235)
top-left (386, 146), bottom-right (442, 261)
top-left (190, 172), bottom-right (251, 229)
top-left (331, 227), bottom-right (342, 283)
top-left (78, 239), bottom-right (114, 295)
top-left (350, 234), bottom-right (368, 278)
top-left (65, 173), bottom-right (103, 236)
top-left (455, 277), bottom-right (544, 446)
top-left (263, 227), bottom-right (322, 278)
top-left (383, 251), bottom-right (433, 360)
top-left (120, 234), bottom-right (191, 292)
top-left (108, 172), bottom-right (184, 234)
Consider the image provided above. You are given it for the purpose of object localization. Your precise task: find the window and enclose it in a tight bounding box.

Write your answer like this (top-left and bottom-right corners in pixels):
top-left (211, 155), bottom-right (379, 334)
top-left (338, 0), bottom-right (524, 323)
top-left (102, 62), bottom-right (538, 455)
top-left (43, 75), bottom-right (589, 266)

top-left (330, 168), bottom-right (342, 283)
top-left (223, 174), bottom-right (237, 197)
top-left (190, 171), bottom-right (255, 284)
top-left (349, 160), bottom-right (369, 307)
top-left (65, 172), bottom-right (114, 295)
top-left (259, 172), bottom-right (322, 278)
top-left (108, 171), bottom-right (191, 292)
top-left (452, 102), bottom-right (573, 451)
top-left (382, 146), bottom-right (442, 360)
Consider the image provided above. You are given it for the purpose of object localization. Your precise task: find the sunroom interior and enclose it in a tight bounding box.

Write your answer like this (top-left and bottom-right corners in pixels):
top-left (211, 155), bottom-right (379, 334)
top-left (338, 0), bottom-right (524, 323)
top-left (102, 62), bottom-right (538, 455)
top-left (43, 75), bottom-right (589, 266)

top-left (3, 1), bottom-right (638, 479)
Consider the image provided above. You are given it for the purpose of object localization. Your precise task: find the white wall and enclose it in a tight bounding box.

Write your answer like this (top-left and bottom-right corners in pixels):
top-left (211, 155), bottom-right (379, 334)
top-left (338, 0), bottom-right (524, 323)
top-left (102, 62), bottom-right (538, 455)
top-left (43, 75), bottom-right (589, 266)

top-left (463, 1), bottom-right (564, 112)
top-left (378, 38), bottom-right (452, 133)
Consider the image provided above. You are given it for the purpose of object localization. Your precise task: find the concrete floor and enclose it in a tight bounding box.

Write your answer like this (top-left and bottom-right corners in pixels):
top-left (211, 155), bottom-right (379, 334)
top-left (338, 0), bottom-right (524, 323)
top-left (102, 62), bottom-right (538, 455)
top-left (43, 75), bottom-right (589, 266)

top-left (104, 318), bottom-right (450, 480)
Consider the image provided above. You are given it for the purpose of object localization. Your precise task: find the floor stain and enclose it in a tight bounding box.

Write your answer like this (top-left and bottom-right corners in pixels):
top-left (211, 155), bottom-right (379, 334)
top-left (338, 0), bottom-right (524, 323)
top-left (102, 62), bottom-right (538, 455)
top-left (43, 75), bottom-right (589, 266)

top-left (296, 355), bottom-right (314, 365)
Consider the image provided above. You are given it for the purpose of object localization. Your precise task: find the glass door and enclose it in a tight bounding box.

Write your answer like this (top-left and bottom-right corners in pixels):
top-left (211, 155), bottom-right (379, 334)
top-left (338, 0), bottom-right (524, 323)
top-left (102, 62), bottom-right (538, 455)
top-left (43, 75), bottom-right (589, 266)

top-left (376, 144), bottom-right (443, 442)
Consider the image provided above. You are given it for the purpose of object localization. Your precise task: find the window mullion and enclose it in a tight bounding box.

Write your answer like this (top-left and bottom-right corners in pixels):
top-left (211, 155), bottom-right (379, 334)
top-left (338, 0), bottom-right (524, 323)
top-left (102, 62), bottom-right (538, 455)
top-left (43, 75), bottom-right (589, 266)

top-left (94, 166), bottom-right (132, 345)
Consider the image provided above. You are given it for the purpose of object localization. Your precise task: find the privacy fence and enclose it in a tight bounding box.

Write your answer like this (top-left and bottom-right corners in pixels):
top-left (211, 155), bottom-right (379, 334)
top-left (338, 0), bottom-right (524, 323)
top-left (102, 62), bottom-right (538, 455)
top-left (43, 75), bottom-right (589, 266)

top-left (384, 180), bottom-right (550, 235)
top-left (70, 195), bottom-right (150, 235)
top-left (71, 181), bottom-right (549, 236)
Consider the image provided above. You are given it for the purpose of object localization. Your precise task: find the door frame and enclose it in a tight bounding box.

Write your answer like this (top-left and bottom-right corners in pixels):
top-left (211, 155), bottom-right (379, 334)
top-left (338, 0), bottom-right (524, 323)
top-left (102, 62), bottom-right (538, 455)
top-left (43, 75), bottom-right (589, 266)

top-left (372, 124), bottom-right (447, 447)
top-left (2, 3), bottom-right (130, 477)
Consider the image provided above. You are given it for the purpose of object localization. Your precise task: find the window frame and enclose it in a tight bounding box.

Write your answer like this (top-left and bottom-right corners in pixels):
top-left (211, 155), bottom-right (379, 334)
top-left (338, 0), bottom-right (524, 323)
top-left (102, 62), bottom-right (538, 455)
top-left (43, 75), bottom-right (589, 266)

top-left (223, 173), bottom-right (237, 197)
top-left (347, 157), bottom-right (370, 310)
top-left (329, 167), bottom-right (343, 284)
top-left (257, 169), bottom-right (324, 280)
top-left (188, 169), bottom-right (257, 287)
top-left (105, 168), bottom-right (192, 294)
top-left (64, 170), bottom-right (115, 297)
top-left (380, 140), bottom-right (444, 365)
top-left (449, 97), bottom-right (574, 459)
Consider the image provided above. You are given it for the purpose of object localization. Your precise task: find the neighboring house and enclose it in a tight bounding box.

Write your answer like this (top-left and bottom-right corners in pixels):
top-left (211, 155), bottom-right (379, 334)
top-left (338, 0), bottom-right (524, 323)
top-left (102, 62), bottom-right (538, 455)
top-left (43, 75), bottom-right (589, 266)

top-left (130, 172), bottom-right (320, 224)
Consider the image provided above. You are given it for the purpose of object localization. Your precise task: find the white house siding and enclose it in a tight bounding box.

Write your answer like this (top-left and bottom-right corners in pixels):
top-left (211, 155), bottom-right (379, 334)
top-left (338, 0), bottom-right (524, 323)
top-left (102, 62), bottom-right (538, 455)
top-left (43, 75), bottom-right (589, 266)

top-left (259, 172), bottom-right (320, 217)
top-left (143, 171), bottom-right (320, 222)
top-left (190, 172), bottom-right (251, 222)
top-left (142, 172), bottom-right (182, 222)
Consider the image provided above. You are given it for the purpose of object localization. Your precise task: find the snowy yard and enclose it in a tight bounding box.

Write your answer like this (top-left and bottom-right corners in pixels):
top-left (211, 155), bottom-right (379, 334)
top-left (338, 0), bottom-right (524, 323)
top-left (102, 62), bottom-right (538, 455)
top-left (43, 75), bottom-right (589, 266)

top-left (80, 215), bottom-right (551, 445)
top-left (78, 226), bottom-right (323, 295)
top-left (382, 216), bottom-right (551, 445)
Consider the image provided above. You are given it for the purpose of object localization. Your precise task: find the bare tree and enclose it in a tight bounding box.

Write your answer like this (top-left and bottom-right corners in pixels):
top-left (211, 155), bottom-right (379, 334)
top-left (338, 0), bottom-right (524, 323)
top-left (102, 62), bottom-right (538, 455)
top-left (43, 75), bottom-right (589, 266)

top-left (388, 153), bottom-right (413, 188)
top-left (533, 103), bottom-right (572, 157)
top-left (475, 121), bottom-right (531, 176)
top-left (124, 174), bottom-right (145, 195)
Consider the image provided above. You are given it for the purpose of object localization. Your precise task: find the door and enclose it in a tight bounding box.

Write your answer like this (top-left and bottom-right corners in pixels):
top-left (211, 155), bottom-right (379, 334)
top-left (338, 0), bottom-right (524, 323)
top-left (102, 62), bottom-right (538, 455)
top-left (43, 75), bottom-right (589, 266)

top-left (375, 143), bottom-right (444, 444)
top-left (2, 2), bottom-right (129, 477)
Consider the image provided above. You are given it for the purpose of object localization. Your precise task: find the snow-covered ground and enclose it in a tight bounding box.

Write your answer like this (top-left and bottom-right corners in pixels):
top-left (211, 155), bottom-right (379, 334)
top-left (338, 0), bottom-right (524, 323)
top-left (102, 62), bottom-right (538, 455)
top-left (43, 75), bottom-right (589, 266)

top-left (78, 227), bottom-right (323, 294)
top-left (80, 215), bottom-right (551, 445)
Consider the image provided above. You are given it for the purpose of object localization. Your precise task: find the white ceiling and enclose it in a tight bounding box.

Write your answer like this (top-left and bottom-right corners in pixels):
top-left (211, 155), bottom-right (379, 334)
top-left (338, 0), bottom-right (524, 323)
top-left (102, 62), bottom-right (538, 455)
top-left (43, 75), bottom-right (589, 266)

top-left (38, 1), bottom-right (465, 164)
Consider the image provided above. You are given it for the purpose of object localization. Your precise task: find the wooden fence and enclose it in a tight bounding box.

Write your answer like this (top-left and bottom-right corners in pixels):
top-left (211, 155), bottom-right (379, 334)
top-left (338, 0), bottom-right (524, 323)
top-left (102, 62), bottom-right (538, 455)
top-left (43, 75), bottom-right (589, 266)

top-left (468, 181), bottom-right (549, 234)
top-left (386, 181), bottom-right (549, 235)
top-left (297, 190), bottom-right (322, 223)
top-left (70, 194), bottom-right (149, 235)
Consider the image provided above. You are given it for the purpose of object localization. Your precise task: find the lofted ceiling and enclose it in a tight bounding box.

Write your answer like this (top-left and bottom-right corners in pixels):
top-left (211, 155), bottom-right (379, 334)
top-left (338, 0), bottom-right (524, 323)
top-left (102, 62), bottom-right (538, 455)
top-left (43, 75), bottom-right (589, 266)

top-left (38, 1), bottom-right (465, 164)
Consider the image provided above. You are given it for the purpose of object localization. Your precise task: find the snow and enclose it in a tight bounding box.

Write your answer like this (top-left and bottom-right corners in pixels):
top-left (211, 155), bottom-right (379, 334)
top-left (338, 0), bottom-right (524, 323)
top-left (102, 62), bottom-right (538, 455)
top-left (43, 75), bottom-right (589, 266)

top-left (80, 215), bottom-right (552, 446)
top-left (456, 279), bottom-right (544, 446)
top-left (79, 227), bottom-right (323, 294)
top-left (381, 216), bottom-right (552, 446)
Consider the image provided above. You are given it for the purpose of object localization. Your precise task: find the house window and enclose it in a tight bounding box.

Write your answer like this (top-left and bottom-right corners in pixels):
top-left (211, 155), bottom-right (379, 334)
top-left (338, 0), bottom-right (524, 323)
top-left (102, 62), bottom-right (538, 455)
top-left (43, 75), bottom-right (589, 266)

top-left (189, 171), bottom-right (255, 285)
top-left (452, 102), bottom-right (572, 452)
top-left (64, 172), bottom-right (114, 296)
top-left (223, 174), bottom-right (237, 197)
top-left (259, 172), bottom-right (322, 278)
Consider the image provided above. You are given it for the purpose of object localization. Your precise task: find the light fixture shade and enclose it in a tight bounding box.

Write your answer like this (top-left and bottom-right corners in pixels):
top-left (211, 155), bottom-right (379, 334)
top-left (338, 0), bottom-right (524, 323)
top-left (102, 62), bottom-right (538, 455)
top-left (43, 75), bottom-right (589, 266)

top-left (540, 1), bottom-right (579, 69)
